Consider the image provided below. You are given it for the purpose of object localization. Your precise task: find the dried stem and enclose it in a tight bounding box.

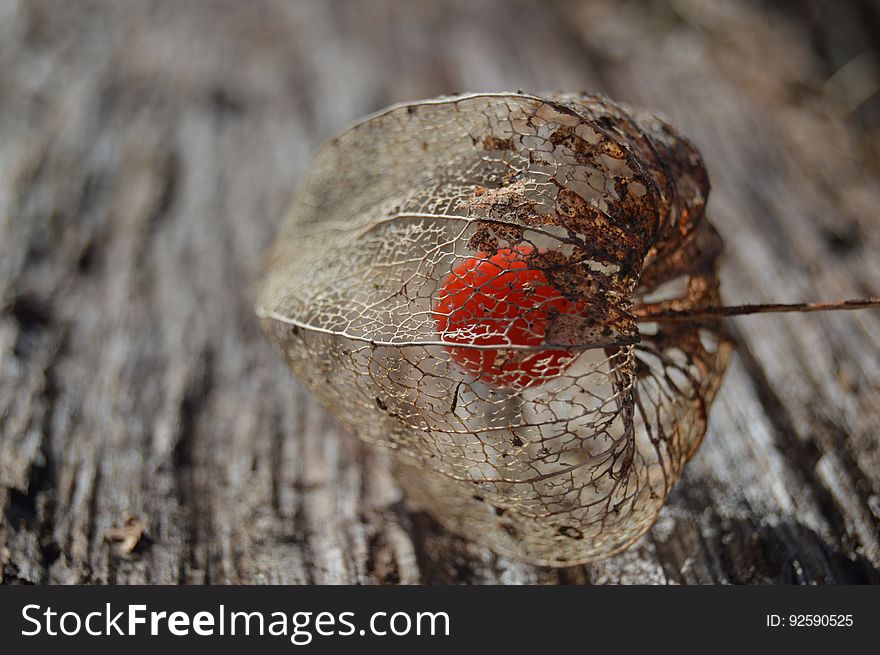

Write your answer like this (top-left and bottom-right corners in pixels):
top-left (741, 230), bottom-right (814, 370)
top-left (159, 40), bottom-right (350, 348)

top-left (636, 297), bottom-right (880, 323)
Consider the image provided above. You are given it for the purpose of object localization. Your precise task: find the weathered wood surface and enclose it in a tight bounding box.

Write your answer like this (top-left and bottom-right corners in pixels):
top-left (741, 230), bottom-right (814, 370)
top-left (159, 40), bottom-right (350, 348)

top-left (1, 0), bottom-right (879, 584)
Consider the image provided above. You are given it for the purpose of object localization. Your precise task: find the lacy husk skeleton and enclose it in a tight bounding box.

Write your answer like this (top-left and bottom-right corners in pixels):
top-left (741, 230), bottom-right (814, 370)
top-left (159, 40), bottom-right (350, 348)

top-left (257, 92), bottom-right (877, 566)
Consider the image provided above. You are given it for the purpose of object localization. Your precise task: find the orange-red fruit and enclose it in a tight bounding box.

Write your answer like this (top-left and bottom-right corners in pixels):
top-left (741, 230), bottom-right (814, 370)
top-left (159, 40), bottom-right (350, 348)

top-left (433, 245), bottom-right (579, 388)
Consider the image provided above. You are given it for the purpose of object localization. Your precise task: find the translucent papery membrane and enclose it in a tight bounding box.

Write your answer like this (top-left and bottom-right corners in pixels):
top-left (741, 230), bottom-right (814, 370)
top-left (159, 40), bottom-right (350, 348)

top-left (258, 93), bottom-right (731, 564)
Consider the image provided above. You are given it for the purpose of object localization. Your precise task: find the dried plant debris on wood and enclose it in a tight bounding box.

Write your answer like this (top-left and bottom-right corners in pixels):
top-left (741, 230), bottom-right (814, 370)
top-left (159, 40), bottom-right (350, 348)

top-left (104, 514), bottom-right (148, 555)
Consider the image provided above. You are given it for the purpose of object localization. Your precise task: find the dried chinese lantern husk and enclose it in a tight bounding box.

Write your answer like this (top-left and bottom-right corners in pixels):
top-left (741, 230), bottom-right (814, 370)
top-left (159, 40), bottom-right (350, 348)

top-left (257, 93), bottom-right (732, 565)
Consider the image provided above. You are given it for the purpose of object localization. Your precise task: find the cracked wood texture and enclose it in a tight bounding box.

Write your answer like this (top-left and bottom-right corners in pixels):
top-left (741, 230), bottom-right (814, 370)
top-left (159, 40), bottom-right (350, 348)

top-left (2, 0), bottom-right (879, 584)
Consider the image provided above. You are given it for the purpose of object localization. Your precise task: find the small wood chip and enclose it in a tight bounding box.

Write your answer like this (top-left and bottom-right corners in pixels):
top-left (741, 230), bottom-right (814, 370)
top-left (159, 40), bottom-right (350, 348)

top-left (104, 515), bottom-right (146, 554)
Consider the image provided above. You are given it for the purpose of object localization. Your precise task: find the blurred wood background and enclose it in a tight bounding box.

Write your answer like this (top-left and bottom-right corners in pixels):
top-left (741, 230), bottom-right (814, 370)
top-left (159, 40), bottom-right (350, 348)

top-left (2, 0), bottom-right (880, 584)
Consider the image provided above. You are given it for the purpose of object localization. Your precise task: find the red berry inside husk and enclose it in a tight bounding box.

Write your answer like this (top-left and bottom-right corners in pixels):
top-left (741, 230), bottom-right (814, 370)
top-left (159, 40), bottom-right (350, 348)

top-left (433, 245), bottom-right (580, 388)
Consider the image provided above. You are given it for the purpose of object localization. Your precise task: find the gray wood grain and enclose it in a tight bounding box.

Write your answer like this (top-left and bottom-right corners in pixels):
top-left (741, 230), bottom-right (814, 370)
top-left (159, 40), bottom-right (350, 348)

top-left (1, 0), bottom-right (878, 584)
